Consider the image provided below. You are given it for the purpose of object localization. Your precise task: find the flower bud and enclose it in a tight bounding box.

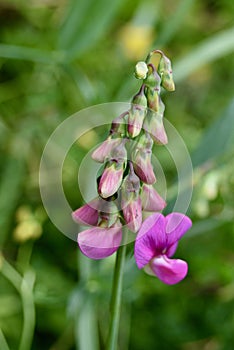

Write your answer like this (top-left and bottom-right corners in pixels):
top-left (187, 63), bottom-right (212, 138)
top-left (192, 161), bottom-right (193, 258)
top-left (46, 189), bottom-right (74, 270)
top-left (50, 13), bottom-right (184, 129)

top-left (98, 162), bottom-right (124, 198)
top-left (141, 184), bottom-right (166, 211)
top-left (121, 164), bottom-right (140, 201)
top-left (146, 87), bottom-right (160, 112)
top-left (158, 55), bottom-right (175, 91)
top-left (143, 110), bottom-right (168, 145)
top-left (110, 112), bottom-right (127, 136)
top-left (135, 61), bottom-right (148, 79)
top-left (128, 86), bottom-right (148, 138)
top-left (91, 137), bottom-right (121, 163)
top-left (109, 140), bottom-right (127, 163)
top-left (132, 150), bottom-right (156, 184)
top-left (99, 201), bottom-right (119, 228)
top-left (131, 134), bottom-right (156, 185)
top-left (122, 196), bottom-right (142, 233)
top-left (144, 64), bottom-right (161, 90)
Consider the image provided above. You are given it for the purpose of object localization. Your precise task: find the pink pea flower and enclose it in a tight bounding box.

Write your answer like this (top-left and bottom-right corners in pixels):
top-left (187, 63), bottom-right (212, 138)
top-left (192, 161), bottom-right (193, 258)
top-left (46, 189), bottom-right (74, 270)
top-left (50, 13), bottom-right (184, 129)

top-left (141, 184), bottom-right (166, 212)
top-left (134, 213), bottom-right (192, 285)
top-left (77, 220), bottom-right (122, 259)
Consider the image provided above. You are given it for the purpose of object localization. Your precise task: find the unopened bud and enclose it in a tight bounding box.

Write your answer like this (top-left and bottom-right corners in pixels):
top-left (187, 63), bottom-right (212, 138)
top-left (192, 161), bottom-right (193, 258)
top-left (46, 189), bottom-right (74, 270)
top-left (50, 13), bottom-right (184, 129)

top-left (122, 196), bottom-right (142, 233)
top-left (146, 87), bottom-right (160, 112)
top-left (143, 110), bottom-right (168, 145)
top-left (158, 55), bottom-right (175, 91)
top-left (99, 201), bottom-right (119, 228)
top-left (110, 113), bottom-right (127, 136)
top-left (128, 86), bottom-right (147, 138)
top-left (98, 162), bottom-right (124, 198)
top-left (144, 64), bottom-right (161, 90)
top-left (132, 148), bottom-right (156, 184)
top-left (109, 141), bottom-right (127, 163)
top-left (135, 61), bottom-right (148, 79)
top-left (121, 164), bottom-right (140, 202)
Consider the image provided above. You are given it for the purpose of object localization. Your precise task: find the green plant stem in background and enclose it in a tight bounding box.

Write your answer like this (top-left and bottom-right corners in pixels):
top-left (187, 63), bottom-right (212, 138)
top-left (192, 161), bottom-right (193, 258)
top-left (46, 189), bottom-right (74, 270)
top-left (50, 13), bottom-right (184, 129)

top-left (106, 233), bottom-right (127, 350)
top-left (0, 254), bottom-right (35, 350)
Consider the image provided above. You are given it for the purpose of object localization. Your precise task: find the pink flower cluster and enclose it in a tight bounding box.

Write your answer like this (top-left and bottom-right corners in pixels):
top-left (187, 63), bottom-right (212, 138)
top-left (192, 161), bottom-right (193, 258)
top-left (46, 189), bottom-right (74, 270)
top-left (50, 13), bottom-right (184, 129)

top-left (72, 51), bottom-right (192, 285)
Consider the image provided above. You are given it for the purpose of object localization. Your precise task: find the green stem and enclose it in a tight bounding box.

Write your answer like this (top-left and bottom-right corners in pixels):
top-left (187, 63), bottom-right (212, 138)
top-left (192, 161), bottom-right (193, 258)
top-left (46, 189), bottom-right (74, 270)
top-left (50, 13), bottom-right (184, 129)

top-left (106, 234), bottom-right (127, 350)
top-left (0, 254), bottom-right (35, 350)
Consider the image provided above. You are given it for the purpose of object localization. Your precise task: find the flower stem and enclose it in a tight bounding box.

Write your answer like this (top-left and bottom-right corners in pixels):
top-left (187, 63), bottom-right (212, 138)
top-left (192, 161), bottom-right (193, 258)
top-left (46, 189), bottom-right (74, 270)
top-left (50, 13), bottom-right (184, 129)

top-left (106, 233), bottom-right (127, 350)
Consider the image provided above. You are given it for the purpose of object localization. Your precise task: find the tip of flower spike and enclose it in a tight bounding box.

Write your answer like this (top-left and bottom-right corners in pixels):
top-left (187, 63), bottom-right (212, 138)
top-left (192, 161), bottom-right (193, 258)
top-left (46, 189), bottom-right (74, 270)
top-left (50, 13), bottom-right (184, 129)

top-left (135, 61), bottom-right (148, 79)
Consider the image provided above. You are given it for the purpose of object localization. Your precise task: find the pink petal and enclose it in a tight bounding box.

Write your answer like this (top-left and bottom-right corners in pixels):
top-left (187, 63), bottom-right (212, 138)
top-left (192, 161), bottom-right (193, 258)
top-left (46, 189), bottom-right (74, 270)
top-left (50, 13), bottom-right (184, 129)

top-left (72, 198), bottom-right (99, 226)
top-left (134, 213), bottom-right (166, 268)
top-left (165, 213), bottom-right (192, 248)
top-left (146, 255), bottom-right (188, 285)
top-left (141, 184), bottom-right (166, 212)
top-left (77, 226), bottom-right (122, 259)
top-left (91, 138), bottom-right (121, 163)
top-left (98, 163), bottom-right (124, 198)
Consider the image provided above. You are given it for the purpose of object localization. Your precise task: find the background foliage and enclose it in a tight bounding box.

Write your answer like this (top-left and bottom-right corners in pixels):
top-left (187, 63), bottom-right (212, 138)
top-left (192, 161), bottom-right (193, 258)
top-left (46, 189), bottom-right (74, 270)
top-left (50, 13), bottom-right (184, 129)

top-left (0, 0), bottom-right (234, 349)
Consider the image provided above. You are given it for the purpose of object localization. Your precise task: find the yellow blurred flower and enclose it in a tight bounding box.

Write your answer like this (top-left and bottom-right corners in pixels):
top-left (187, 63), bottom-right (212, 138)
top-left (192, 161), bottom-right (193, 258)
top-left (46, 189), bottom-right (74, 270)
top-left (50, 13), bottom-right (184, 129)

top-left (14, 206), bottom-right (44, 243)
top-left (118, 24), bottom-right (154, 60)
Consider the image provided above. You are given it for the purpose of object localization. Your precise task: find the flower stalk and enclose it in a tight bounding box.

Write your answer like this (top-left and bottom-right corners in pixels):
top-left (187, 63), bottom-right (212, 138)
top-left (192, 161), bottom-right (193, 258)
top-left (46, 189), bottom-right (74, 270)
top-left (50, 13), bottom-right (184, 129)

top-left (106, 231), bottom-right (127, 350)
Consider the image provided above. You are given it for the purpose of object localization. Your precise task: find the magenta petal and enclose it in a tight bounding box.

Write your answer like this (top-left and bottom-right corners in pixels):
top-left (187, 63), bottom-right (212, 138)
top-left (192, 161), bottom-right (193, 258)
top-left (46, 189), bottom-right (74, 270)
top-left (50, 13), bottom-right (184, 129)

top-left (165, 213), bottom-right (192, 247)
top-left (148, 255), bottom-right (188, 285)
top-left (166, 242), bottom-right (178, 258)
top-left (134, 213), bottom-right (166, 268)
top-left (78, 226), bottom-right (122, 259)
top-left (72, 198), bottom-right (99, 226)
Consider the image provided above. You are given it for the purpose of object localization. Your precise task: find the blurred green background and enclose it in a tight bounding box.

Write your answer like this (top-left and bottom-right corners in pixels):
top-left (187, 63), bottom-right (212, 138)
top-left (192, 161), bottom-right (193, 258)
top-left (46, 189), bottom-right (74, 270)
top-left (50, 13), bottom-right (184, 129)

top-left (0, 0), bottom-right (234, 349)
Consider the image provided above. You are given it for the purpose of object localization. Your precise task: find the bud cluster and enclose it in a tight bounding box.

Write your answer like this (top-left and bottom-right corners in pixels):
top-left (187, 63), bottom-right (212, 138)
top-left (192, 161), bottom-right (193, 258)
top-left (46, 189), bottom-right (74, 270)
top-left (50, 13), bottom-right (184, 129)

top-left (73, 50), bottom-right (175, 259)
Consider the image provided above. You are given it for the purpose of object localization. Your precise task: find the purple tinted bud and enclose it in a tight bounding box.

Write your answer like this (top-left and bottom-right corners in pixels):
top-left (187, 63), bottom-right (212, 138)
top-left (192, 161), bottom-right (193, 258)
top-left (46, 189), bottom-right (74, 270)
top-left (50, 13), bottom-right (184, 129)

top-left (128, 85), bottom-right (147, 138)
top-left (109, 140), bottom-right (127, 163)
top-left (99, 201), bottom-right (119, 228)
top-left (91, 137), bottom-right (121, 163)
top-left (131, 133), bottom-right (156, 184)
top-left (143, 110), bottom-right (168, 145)
top-left (72, 198), bottom-right (99, 226)
top-left (132, 149), bottom-right (156, 184)
top-left (121, 164), bottom-right (140, 200)
top-left (122, 197), bottom-right (142, 233)
top-left (158, 55), bottom-right (175, 91)
top-left (110, 112), bottom-right (128, 136)
top-left (128, 107), bottom-right (146, 138)
top-left (98, 162), bottom-right (124, 198)
top-left (141, 184), bottom-right (166, 212)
